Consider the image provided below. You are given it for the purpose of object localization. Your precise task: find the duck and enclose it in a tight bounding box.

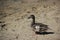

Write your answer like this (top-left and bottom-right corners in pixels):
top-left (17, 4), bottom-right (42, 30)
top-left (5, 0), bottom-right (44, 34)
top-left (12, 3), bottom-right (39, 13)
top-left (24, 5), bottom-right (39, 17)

top-left (28, 15), bottom-right (49, 33)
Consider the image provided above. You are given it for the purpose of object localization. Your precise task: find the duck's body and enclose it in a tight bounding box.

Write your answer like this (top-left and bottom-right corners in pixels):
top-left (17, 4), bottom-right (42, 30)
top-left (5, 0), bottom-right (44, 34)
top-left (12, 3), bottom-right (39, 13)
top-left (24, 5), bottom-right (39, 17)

top-left (28, 15), bottom-right (49, 32)
top-left (32, 23), bottom-right (48, 32)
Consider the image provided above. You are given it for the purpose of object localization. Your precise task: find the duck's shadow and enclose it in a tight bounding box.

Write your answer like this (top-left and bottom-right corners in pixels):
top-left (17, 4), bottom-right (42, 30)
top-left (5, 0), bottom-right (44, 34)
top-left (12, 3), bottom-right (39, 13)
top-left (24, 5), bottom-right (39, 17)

top-left (35, 32), bottom-right (54, 35)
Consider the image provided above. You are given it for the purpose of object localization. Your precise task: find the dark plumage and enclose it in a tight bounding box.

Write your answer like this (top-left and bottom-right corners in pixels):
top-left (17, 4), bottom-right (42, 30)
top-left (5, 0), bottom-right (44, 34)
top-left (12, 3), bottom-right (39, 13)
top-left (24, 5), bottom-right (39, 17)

top-left (28, 15), bottom-right (49, 32)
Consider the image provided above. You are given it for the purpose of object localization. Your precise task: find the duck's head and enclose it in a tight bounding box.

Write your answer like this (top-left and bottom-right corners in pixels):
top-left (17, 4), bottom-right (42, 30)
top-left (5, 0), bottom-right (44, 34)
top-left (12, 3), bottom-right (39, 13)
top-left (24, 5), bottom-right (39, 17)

top-left (28, 15), bottom-right (35, 19)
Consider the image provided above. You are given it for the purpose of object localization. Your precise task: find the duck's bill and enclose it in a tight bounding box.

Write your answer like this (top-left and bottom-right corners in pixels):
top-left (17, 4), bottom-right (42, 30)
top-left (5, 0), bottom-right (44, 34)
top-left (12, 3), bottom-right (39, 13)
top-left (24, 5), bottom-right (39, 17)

top-left (28, 17), bottom-right (31, 19)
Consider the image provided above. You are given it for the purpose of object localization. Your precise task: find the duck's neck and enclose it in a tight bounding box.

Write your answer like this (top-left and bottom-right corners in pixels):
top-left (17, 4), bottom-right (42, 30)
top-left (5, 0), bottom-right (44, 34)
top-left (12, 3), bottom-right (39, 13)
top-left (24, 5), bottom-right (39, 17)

top-left (32, 16), bottom-right (35, 25)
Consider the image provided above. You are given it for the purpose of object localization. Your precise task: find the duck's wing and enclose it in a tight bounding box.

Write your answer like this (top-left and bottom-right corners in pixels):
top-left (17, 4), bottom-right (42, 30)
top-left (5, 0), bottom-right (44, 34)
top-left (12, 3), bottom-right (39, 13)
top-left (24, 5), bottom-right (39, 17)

top-left (35, 23), bottom-right (49, 29)
top-left (35, 23), bottom-right (48, 26)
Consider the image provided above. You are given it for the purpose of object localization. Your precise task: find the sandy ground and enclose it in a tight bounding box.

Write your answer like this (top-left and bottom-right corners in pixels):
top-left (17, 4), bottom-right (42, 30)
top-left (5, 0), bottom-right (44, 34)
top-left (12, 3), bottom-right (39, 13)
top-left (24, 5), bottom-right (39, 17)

top-left (0, 0), bottom-right (60, 40)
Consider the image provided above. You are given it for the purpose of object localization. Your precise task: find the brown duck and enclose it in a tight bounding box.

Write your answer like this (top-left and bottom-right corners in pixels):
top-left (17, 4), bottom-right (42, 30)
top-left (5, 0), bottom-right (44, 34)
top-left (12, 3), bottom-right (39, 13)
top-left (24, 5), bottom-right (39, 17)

top-left (28, 15), bottom-right (49, 33)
